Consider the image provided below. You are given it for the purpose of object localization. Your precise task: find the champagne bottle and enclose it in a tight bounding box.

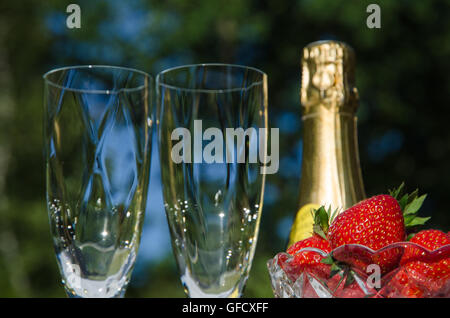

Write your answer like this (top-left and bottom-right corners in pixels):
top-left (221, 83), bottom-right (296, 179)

top-left (288, 40), bottom-right (366, 247)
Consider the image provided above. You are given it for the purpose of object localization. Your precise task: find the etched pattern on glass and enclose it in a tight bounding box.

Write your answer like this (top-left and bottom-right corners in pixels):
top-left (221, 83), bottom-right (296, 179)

top-left (44, 66), bottom-right (152, 297)
top-left (157, 64), bottom-right (268, 297)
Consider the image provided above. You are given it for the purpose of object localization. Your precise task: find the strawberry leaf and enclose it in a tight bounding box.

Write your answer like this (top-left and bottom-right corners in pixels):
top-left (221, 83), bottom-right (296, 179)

top-left (344, 269), bottom-right (355, 287)
top-left (321, 254), bottom-right (334, 265)
top-left (329, 207), bottom-right (340, 224)
top-left (313, 206), bottom-right (330, 239)
top-left (390, 184), bottom-right (430, 230)
top-left (313, 226), bottom-right (327, 240)
top-left (389, 182), bottom-right (405, 200)
top-left (404, 216), bottom-right (431, 227)
top-left (330, 263), bottom-right (341, 278)
top-left (398, 193), bottom-right (409, 211)
top-left (403, 194), bottom-right (427, 215)
top-left (320, 254), bottom-right (357, 291)
top-left (406, 233), bottom-right (416, 241)
top-left (403, 214), bottom-right (415, 225)
top-left (407, 189), bottom-right (419, 204)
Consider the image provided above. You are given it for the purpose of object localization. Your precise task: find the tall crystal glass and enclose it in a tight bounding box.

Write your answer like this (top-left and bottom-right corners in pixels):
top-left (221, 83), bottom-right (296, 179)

top-left (157, 64), bottom-right (268, 297)
top-left (43, 65), bottom-right (153, 297)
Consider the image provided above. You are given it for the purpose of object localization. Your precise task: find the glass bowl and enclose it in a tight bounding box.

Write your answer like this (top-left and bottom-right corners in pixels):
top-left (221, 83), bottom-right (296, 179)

top-left (267, 242), bottom-right (450, 298)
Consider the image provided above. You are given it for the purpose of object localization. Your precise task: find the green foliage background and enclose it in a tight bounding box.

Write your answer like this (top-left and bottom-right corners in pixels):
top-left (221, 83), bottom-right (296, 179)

top-left (0, 0), bottom-right (449, 297)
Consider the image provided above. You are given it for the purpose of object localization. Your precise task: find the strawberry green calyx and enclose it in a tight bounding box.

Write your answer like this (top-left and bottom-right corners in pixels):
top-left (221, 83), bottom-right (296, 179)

top-left (311, 207), bottom-right (352, 283)
top-left (312, 206), bottom-right (339, 240)
top-left (321, 252), bottom-right (357, 289)
top-left (388, 182), bottom-right (430, 230)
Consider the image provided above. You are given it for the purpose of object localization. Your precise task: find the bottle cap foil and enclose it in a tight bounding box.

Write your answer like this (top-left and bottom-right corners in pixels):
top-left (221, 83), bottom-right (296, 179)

top-left (301, 40), bottom-right (359, 113)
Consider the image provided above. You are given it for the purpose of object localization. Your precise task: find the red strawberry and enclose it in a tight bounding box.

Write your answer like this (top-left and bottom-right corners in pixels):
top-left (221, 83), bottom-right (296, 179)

top-left (318, 184), bottom-right (429, 274)
top-left (402, 229), bottom-right (450, 265)
top-left (280, 235), bottom-right (331, 283)
top-left (382, 267), bottom-right (426, 298)
top-left (385, 229), bottom-right (450, 297)
top-left (287, 234), bottom-right (332, 266)
top-left (327, 194), bottom-right (405, 273)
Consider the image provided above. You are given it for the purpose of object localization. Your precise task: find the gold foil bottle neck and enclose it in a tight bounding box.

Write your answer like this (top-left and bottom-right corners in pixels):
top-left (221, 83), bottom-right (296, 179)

top-left (301, 40), bottom-right (358, 114)
top-left (289, 40), bottom-right (366, 246)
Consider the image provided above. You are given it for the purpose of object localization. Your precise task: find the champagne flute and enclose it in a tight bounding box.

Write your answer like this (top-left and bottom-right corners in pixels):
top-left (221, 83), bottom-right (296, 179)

top-left (157, 64), bottom-right (268, 297)
top-left (43, 65), bottom-right (153, 297)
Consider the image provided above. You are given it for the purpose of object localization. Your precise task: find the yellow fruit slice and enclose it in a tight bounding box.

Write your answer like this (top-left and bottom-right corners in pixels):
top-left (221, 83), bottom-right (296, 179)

top-left (288, 203), bottom-right (321, 248)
